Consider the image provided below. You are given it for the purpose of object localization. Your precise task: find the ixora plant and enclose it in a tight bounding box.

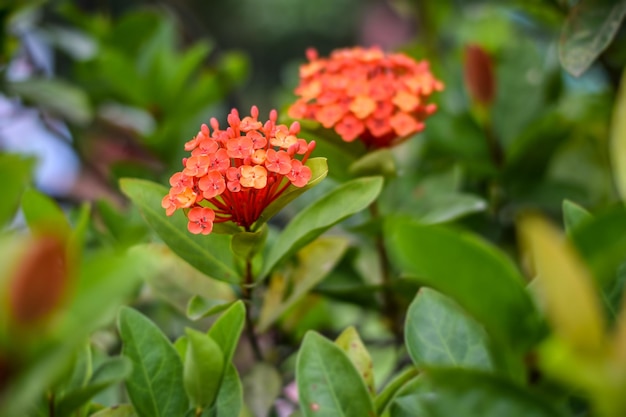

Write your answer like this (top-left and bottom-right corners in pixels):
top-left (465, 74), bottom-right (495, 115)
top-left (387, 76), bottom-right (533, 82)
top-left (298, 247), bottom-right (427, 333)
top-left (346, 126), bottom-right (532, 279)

top-left (3, 15), bottom-right (626, 416)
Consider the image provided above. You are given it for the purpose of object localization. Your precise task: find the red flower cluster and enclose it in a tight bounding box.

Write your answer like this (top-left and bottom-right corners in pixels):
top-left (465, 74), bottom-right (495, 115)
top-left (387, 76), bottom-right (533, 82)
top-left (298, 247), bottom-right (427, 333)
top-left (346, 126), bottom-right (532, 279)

top-left (162, 107), bottom-right (315, 235)
top-left (289, 47), bottom-right (444, 148)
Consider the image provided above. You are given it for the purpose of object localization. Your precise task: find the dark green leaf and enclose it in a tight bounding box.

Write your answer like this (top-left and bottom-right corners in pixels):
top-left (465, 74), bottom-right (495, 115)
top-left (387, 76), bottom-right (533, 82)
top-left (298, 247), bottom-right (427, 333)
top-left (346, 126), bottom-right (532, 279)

top-left (55, 357), bottom-right (132, 417)
top-left (184, 329), bottom-right (224, 409)
top-left (207, 300), bottom-right (246, 365)
top-left (90, 404), bottom-right (137, 417)
top-left (296, 331), bottom-right (375, 417)
top-left (120, 178), bottom-right (239, 284)
top-left (570, 205), bottom-right (626, 289)
top-left (261, 176), bottom-right (383, 279)
top-left (562, 199), bottom-right (592, 235)
top-left (118, 307), bottom-right (188, 417)
top-left (391, 368), bottom-right (568, 417)
top-left (405, 288), bottom-right (494, 371)
top-left (560, 0), bottom-right (626, 77)
top-left (0, 154), bottom-right (33, 227)
top-left (611, 69), bottom-right (626, 199)
top-left (385, 217), bottom-right (541, 351)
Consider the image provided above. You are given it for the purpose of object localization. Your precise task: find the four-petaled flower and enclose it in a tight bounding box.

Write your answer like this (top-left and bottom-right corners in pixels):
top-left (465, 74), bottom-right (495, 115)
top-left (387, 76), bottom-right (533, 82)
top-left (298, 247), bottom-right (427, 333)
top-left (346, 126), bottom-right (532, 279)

top-left (288, 46), bottom-right (444, 149)
top-left (162, 106), bottom-right (316, 235)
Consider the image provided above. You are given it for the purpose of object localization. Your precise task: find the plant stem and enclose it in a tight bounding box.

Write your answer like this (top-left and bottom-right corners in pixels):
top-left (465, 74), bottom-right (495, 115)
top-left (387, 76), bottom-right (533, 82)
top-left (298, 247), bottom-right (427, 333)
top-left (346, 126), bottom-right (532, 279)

top-left (242, 258), bottom-right (263, 362)
top-left (47, 391), bottom-right (54, 417)
top-left (369, 202), bottom-right (404, 340)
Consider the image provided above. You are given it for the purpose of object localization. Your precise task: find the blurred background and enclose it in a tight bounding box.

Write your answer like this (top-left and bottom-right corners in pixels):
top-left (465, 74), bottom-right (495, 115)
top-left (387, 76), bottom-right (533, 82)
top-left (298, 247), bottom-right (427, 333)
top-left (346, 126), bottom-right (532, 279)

top-left (2, 0), bottom-right (623, 218)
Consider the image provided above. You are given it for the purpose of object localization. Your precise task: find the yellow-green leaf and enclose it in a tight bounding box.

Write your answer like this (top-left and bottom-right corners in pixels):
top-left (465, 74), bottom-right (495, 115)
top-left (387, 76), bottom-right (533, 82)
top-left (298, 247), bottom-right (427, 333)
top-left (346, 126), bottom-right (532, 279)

top-left (610, 69), bottom-right (626, 200)
top-left (335, 326), bottom-right (375, 394)
top-left (519, 215), bottom-right (607, 355)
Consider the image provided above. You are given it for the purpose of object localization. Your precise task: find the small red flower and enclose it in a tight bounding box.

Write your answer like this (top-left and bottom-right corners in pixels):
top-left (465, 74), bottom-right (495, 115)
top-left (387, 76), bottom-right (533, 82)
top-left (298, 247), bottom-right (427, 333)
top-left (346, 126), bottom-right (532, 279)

top-left (162, 107), bottom-right (316, 234)
top-left (289, 46), bottom-right (444, 149)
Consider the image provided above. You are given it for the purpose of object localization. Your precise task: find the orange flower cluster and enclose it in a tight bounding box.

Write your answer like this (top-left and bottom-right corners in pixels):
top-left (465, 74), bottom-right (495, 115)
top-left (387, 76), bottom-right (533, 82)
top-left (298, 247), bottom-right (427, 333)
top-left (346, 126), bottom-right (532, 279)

top-left (162, 107), bottom-right (315, 235)
top-left (289, 47), bottom-right (444, 148)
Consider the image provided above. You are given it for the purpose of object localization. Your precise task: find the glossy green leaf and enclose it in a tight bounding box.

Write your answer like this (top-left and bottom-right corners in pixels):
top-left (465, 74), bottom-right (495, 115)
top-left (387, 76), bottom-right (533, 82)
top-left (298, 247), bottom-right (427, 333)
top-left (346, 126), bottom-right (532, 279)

top-left (21, 187), bottom-right (71, 238)
top-left (7, 78), bottom-right (93, 124)
top-left (563, 199), bottom-right (592, 235)
top-left (213, 364), bottom-right (243, 417)
top-left (335, 326), bottom-right (375, 394)
top-left (0, 154), bottom-right (33, 227)
top-left (384, 216), bottom-right (541, 351)
top-left (611, 69), bottom-right (626, 200)
top-left (118, 307), bottom-right (188, 417)
top-left (258, 236), bottom-right (349, 331)
top-left (297, 331), bottom-right (375, 417)
top-left (390, 368), bottom-right (567, 417)
top-left (207, 300), bottom-right (246, 365)
top-left (405, 288), bottom-right (494, 371)
top-left (252, 157), bottom-right (328, 230)
top-left (242, 362), bottom-right (282, 417)
top-left (559, 0), bottom-right (626, 77)
top-left (184, 328), bottom-right (225, 409)
top-left (120, 178), bottom-right (239, 284)
top-left (55, 356), bottom-right (132, 417)
top-left (90, 405), bottom-right (137, 417)
top-left (187, 297), bottom-right (235, 321)
top-left (261, 176), bottom-right (383, 279)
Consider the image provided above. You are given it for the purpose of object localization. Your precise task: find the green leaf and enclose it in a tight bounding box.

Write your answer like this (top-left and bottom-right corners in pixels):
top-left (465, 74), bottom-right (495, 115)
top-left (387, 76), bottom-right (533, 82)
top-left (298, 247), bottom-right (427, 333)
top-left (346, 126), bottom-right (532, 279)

top-left (187, 297), bottom-right (235, 321)
top-left (207, 300), bottom-right (246, 365)
top-left (519, 215), bottom-right (607, 355)
top-left (374, 367), bottom-right (419, 416)
top-left (7, 78), bottom-right (93, 124)
top-left (335, 326), bottom-right (375, 394)
top-left (242, 362), bottom-right (282, 417)
top-left (559, 0), bottom-right (626, 77)
top-left (570, 205), bottom-right (626, 289)
top-left (117, 307), bottom-right (188, 417)
top-left (252, 157), bottom-right (328, 230)
top-left (184, 328), bottom-right (225, 409)
top-left (563, 199), bottom-right (592, 235)
top-left (212, 364), bottom-right (243, 417)
top-left (231, 225), bottom-right (268, 260)
top-left (0, 154), bottom-right (33, 227)
top-left (384, 217), bottom-right (541, 351)
top-left (611, 69), bottom-right (626, 200)
top-left (169, 40), bottom-right (213, 97)
top-left (348, 148), bottom-right (397, 179)
top-left (416, 193), bottom-right (487, 224)
top-left (90, 404), bottom-right (137, 417)
top-left (390, 368), bottom-right (567, 417)
top-left (131, 244), bottom-right (236, 314)
top-left (55, 356), bottom-right (132, 416)
top-left (258, 236), bottom-right (349, 332)
top-left (296, 331), bottom-right (375, 417)
top-left (120, 178), bottom-right (238, 284)
top-left (21, 187), bottom-right (71, 238)
top-left (405, 288), bottom-right (495, 371)
top-left (261, 176), bottom-right (383, 279)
